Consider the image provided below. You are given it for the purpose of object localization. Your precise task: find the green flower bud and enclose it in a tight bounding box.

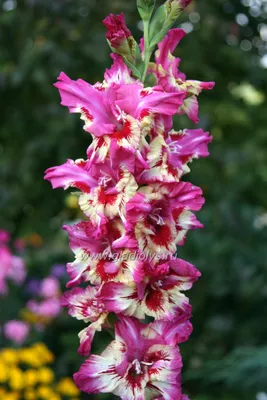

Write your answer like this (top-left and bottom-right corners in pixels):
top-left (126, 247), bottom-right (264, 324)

top-left (137, 0), bottom-right (156, 22)
top-left (149, 0), bottom-right (192, 49)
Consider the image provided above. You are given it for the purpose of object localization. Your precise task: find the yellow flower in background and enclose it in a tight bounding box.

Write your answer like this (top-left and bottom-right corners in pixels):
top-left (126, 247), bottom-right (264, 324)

top-left (0, 361), bottom-right (9, 382)
top-left (37, 385), bottom-right (55, 399)
top-left (32, 342), bottom-right (55, 363)
top-left (9, 367), bottom-right (24, 391)
top-left (0, 343), bottom-right (80, 399)
top-left (38, 367), bottom-right (55, 384)
top-left (0, 348), bottom-right (18, 364)
top-left (57, 377), bottom-right (80, 397)
top-left (24, 369), bottom-right (38, 386)
top-left (18, 348), bottom-right (41, 367)
top-left (50, 395), bottom-right (62, 400)
top-left (24, 389), bottom-right (37, 400)
top-left (18, 343), bottom-right (54, 367)
top-left (21, 308), bottom-right (43, 324)
top-left (4, 393), bottom-right (20, 400)
top-left (0, 388), bottom-right (7, 397)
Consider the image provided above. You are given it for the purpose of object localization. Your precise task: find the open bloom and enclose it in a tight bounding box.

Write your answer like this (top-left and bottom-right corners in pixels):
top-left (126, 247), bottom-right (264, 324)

top-left (54, 54), bottom-right (185, 138)
top-left (113, 182), bottom-right (204, 255)
top-left (61, 286), bottom-right (108, 356)
top-left (140, 121), bottom-right (212, 183)
top-left (100, 258), bottom-right (200, 321)
top-left (63, 218), bottom-right (135, 287)
top-left (74, 317), bottom-right (183, 400)
top-left (45, 158), bottom-right (138, 222)
top-left (151, 28), bottom-right (214, 123)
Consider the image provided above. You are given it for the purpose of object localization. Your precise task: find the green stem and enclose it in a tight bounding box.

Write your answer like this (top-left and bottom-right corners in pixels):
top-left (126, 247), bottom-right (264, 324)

top-left (142, 19), bottom-right (152, 82)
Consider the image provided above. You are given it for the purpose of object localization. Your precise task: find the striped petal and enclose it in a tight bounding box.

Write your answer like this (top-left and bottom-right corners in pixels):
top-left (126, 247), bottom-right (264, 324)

top-left (44, 159), bottom-right (97, 192)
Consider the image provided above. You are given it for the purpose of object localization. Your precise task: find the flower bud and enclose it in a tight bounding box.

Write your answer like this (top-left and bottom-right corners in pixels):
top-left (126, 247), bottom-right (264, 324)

top-left (166, 0), bottom-right (192, 10)
top-left (137, 0), bottom-right (156, 21)
top-left (149, 0), bottom-right (192, 49)
top-left (103, 13), bottom-right (142, 79)
top-left (103, 13), bottom-right (135, 60)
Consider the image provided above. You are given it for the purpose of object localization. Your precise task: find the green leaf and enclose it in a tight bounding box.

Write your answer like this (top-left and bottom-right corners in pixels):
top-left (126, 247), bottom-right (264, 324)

top-left (123, 58), bottom-right (142, 80)
top-left (149, 4), bottom-right (168, 46)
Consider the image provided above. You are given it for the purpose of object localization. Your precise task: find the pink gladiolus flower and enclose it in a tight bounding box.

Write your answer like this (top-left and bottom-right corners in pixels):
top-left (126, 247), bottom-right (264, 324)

top-left (4, 320), bottom-right (30, 344)
top-left (152, 28), bottom-right (215, 123)
top-left (113, 182), bottom-right (204, 255)
top-left (46, 3), bottom-right (214, 398)
top-left (74, 317), bottom-right (183, 400)
top-left (61, 286), bottom-right (108, 355)
top-left (53, 68), bottom-right (185, 138)
top-left (100, 258), bottom-right (200, 321)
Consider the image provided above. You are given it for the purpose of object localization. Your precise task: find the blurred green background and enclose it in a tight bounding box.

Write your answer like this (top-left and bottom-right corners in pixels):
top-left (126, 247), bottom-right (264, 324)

top-left (1, 0), bottom-right (267, 399)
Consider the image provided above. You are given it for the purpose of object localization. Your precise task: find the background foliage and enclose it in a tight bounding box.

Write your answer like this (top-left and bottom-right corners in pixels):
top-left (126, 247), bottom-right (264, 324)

top-left (1, 0), bottom-right (267, 399)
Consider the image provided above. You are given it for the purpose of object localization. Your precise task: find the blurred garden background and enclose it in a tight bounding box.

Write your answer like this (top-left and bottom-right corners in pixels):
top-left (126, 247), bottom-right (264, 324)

top-left (1, 0), bottom-right (267, 399)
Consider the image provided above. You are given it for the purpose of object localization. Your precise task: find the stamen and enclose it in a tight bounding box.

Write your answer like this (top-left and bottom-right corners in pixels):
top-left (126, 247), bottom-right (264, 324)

top-left (132, 359), bottom-right (143, 375)
top-left (99, 175), bottom-right (112, 187)
top-left (115, 105), bottom-right (127, 123)
top-left (150, 214), bottom-right (165, 226)
top-left (141, 361), bottom-right (153, 367)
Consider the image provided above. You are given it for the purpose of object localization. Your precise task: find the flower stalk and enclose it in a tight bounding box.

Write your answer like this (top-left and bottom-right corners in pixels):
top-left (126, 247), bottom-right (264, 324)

top-left (45, 0), bottom-right (214, 398)
top-left (142, 19), bottom-right (151, 82)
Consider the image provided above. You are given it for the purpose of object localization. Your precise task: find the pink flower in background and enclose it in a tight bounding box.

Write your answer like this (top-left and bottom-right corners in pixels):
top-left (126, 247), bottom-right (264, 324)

top-left (25, 269), bottom-right (64, 326)
top-left (27, 298), bottom-right (61, 319)
top-left (40, 277), bottom-right (60, 298)
top-left (4, 320), bottom-right (30, 345)
top-left (0, 247), bottom-right (12, 294)
top-left (7, 255), bottom-right (26, 285)
top-left (26, 275), bottom-right (62, 322)
top-left (0, 229), bottom-right (10, 244)
top-left (0, 231), bottom-right (26, 295)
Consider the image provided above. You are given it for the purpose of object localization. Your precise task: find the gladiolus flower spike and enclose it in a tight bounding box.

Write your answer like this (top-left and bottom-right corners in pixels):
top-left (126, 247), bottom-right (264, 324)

top-left (45, 0), bottom-right (214, 398)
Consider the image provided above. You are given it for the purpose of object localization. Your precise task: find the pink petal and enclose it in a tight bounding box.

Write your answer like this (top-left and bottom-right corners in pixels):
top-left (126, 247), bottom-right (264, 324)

top-left (156, 28), bottom-right (186, 73)
top-left (44, 159), bottom-right (97, 192)
top-left (54, 72), bottom-right (116, 136)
